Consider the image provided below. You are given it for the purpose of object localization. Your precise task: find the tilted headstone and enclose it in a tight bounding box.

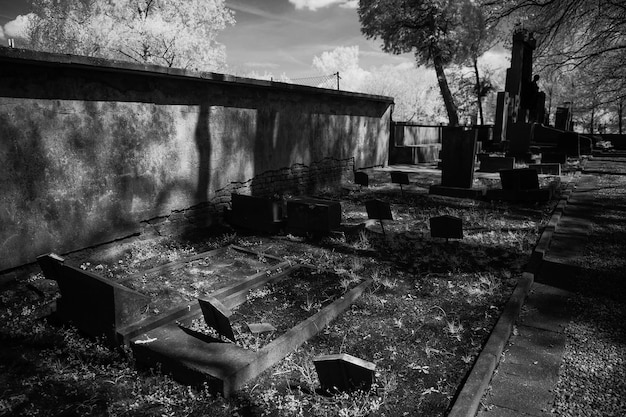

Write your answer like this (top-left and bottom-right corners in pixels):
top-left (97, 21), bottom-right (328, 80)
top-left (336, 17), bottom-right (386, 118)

top-left (354, 171), bottom-right (369, 187)
top-left (390, 171), bottom-right (410, 196)
top-left (365, 199), bottom-right (392, 221)
top-left (440, 127), bottom-right (478, 188)
top-left (499, 168), bottom-right (540, 191)
top-left (314, 353), bottom-right (376, 393)
top-left (390, 171), bottom-right (410, 185)
top-left (37, 253), bottom-right (150, 346)
top-left (430, 215), bottom-right (463, 240)
top-left (198, 297), bottom-right (236, 342)
top-left (365, 199), bottom-right (393, 235)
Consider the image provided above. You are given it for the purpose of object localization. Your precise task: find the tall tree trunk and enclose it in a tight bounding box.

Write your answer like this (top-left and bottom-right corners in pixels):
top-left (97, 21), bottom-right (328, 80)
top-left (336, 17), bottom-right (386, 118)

top-left (432, 52), bottom-right (459, 126)
top-left (473, 57), bottom-right (484, 125)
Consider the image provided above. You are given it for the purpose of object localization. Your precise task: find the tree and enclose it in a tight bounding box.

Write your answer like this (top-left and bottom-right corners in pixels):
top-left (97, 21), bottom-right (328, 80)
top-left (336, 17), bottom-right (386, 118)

top-left (358, 0), bottom-right (486, 126)
top-left (25, 0), bottom-right (235, 72)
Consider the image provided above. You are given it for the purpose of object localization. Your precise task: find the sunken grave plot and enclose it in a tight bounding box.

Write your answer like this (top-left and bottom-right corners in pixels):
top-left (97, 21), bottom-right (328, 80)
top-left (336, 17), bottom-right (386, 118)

top-left (37, 242), bottom-right (372, 397)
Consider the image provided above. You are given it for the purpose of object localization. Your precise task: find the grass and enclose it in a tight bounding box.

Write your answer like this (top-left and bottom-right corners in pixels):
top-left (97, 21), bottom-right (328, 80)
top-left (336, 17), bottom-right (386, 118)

top-left (0, 169), bottom-right (564, 416)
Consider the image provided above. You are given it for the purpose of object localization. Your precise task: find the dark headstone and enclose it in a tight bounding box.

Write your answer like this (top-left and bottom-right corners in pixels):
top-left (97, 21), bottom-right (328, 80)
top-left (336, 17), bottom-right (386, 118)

top-left (440, 128), bottom-right (478, 188)
top-left (478, 155), bottom-right (515, 172)
top-left (354, 171), bottom-right (369, 187)
top-left (475, 125), bottom-right (494, 142)
top-left (314, 353), bottom-right (376, 393)
top-left (506, 122), bottom-right (535, 157)
top-left (390, 171), bottom-right (410, 185)
top-left (555, 107), bottom-right (571, 131)
top-left (365, 199), bottom-right (393, 221)
top-left (541, 152), bottom-right (567, 164)
top-left (37, 253), bottom-right (150, 346)
top-left (229, 194), bottom-right (283, 234)
top-left (499, 168), bottom-right (540, 191)
top-left (493, 92), bottom-right (509, 142)
top-left (198, 297), bottom-right (236, 342)
top-left (286, 197), bottom-right (341, 236)
top-left (430, 215), bottom-right (463, 240)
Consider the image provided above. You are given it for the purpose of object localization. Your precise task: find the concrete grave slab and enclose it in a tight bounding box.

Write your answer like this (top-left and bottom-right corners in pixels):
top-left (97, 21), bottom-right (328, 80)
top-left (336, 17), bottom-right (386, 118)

top-left (314, 353), bottom-right (376, 393)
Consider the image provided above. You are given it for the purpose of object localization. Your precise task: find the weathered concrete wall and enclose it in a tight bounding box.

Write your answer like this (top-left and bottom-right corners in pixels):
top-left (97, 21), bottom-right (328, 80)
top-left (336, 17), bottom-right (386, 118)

top-left (0, 47), bottom-right (392, 271)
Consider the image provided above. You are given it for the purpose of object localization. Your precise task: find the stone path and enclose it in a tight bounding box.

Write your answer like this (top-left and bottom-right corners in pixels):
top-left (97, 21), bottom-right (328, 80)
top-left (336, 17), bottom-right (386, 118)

top-left (475, 156), bottom-right (625, 416)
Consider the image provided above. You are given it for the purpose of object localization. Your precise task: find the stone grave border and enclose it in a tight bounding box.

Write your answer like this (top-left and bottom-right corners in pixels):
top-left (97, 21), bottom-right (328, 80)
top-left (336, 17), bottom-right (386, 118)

top-left (447, 178), bottom-right (576, 417)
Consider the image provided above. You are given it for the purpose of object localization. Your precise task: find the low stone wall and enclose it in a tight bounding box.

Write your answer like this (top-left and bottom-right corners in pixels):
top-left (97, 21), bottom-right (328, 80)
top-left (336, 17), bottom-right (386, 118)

top-left (0, 47), bottom-right (392, 271)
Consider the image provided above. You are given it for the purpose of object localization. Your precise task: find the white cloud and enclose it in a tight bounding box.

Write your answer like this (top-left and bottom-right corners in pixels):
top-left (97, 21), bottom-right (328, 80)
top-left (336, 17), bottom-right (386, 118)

top-left (244, 62), bottom-right (280, 69)
top-left (4, 13), bottom-right (34, 39)
top-left (339, 0), bottom-right (358, 8)
top-left (289, 0), bottom-right (355, 11)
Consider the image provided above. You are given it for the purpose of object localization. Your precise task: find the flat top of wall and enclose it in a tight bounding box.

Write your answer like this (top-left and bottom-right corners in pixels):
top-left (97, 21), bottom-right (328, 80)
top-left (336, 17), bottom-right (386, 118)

top-left (0, 46), bottom-right (394, 104)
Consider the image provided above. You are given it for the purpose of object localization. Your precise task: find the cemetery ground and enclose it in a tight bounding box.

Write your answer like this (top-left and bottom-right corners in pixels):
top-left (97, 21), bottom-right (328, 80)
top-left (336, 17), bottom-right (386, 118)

top-left (1, 163), bottom-right (624, 416)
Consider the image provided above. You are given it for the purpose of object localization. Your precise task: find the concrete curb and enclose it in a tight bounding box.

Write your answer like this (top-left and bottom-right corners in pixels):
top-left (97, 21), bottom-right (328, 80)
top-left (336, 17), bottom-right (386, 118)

top-left (446, 176), bottom-right (578, 417)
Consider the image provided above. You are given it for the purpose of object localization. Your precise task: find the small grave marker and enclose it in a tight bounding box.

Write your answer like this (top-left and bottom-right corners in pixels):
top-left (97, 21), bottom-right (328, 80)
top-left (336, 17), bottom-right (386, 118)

top-left (365, 199), bottom-right (392, 235)
top-left (390, 171), bottom-right (410, 197)
top-left (314, 353), bottom-right (376, 393)
top-left (430, 215), bottom-right (463, 241)
top-left (354, 171), bottom-right (369, 187)
top-left (198, 297), bottom-right (236, 342)
top-left (286, 197), bottom-right (342, 236)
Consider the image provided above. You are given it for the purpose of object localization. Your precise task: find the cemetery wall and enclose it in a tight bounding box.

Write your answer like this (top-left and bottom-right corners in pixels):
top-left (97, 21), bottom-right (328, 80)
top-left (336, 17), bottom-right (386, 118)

top-left (0, 47), bottom-right (393, 271)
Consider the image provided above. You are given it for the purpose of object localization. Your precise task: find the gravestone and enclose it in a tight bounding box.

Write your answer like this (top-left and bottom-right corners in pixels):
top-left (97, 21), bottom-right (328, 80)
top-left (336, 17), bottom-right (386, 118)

top-left (314, 353), bottom-right (376, 393)
top-left (506, 122), bottom-right (535, 160)
top-left (365, 199), bottom-right (393, 235)
top-left (37, 253), bottom-right (150, 346)
top-left (354, 171), bottom-right (369, 187)
top-left (493, 92), bottom-right (510, 143)
top-left (499, 168), bottom-right (540, 191)
top-left (390, 171), bottom-right (410, 196)
top-left (555, 106), bottom-right (572, 131)
top-left (198, 297), bottom-right (236, 342)
top-left (286, 197), bottom-right (341, 236)
top-left (478, 154), bottom-right (515, 172)
top-left (365, 199), bottom-right (392, 221)
top-left (229, 194), bottom-right (283, 234)
top-left (541, 152), bottom-right (567, 164)
top-left (557, 131), bottom-right (580, 157)
top-left (390, 171), bottom-right (409, 185)
top-left (440, 127), bottom-right (478, 188)
top-left (430, 216), bottom-right (463, 240)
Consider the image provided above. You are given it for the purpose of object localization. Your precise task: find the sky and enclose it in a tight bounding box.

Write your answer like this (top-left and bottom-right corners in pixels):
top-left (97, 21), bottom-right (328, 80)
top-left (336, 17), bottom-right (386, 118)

top-left (0, 0), bottom-right (507, 79)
